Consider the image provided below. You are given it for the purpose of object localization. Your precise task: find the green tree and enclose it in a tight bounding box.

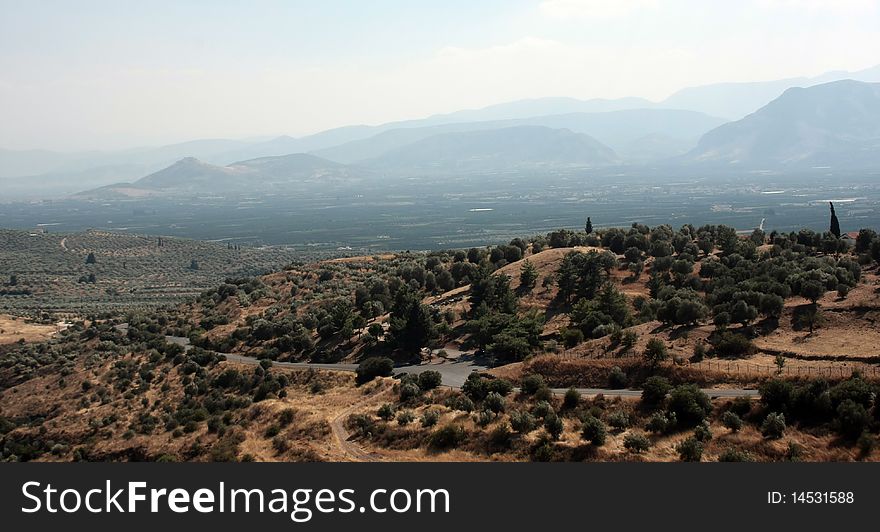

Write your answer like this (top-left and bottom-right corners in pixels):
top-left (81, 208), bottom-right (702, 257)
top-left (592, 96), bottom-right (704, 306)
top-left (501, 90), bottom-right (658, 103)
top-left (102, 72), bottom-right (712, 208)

top-left (581, 416), bottom-right (607, 446)
top-left (519, 260), bottom-right (539, 292)
top-left (829, 202), bottom-right (841, 239)
top-left (643, 338), bottom-right (668, 367)
top-left (585, 217), bottom-right (593, 234)
top-left (355, 357), bottom-right (394, 385)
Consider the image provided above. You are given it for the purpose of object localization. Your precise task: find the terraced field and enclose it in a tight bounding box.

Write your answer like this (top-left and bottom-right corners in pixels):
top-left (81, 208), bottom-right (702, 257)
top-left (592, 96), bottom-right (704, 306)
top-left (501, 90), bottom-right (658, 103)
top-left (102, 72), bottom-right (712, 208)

top-left (0, 229), bottom-right (334, 316)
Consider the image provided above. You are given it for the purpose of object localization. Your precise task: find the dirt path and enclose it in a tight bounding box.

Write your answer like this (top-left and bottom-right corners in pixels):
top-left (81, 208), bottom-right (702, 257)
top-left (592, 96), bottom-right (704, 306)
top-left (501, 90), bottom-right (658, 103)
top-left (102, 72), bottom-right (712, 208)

top-left (329, 388), bottom-right (391, 462)
top-left (60, 237), bottom-right (68, 251)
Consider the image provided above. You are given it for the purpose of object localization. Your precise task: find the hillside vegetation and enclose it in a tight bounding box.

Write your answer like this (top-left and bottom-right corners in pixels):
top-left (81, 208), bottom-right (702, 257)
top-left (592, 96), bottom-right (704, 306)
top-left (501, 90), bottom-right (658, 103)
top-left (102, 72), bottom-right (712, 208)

top-left (3, 220), bottom-right (880, 462)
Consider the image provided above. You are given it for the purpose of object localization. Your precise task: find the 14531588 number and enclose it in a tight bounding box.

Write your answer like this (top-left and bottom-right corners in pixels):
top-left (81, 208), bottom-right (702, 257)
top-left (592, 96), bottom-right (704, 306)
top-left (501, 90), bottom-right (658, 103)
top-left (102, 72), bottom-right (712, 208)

top-left (791, 492), bottom-right (854, 504)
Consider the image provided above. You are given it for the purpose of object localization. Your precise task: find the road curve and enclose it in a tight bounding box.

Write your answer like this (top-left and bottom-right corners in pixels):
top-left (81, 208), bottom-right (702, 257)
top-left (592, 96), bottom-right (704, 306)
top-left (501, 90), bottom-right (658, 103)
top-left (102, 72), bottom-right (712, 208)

top-left (215, 347), bottom-right (759, 398)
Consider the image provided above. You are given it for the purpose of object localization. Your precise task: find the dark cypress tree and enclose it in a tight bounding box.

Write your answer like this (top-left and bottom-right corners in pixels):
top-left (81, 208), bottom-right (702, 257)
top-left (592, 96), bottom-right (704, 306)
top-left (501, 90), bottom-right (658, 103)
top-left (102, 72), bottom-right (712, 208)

top-left (585, 217), bottom-right (593, 234)
top-left (829, 202), bottom-right (841, 239)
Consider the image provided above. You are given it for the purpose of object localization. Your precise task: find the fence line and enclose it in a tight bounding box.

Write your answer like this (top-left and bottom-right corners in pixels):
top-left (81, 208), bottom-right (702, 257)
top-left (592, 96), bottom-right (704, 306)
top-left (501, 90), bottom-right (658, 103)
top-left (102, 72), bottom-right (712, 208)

top-left (551, 347), bottom-right (880, 378)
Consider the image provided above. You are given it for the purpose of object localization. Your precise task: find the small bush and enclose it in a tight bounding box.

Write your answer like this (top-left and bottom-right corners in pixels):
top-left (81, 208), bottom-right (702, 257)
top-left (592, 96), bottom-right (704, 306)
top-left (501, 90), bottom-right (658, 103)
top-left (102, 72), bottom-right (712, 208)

top-left (534, 386), bottom-right (554, 402)
top-left (676, 436), bottom-right (703, 462)
top-left (377, 403), bottom-right (395, 421)
top-left (646, 411), bottom-right (672, 434)
top-left (509, 410), bottom-right (537, 433)
top-left (606, 411), bottom-right (630, 431)
top-left (718, 448), bottom-right (752, 462)
top-left (721, 411), bottom-right (743, 432)
top-left (608, 366), bottom-right (628, 389)
top-left (520, 374), bottom-right (546, 396)
top-left (544, 412), bottom-right (564, 440)
top-left (713, 332), bottom-right (756, 358)
top-left (399, 382), bottom-right (422, 401)
top-left (417, 371), bottom-right (442, 390)
top-left (835, 399), bottom-right (869, 440)
top-left (484, 392), bottom-right (506, 413)
top-left (355, 357), bottom-right (394, 385)
top-left (623, 433), bottom-right (651, 454)
top-left (445, 394), bottom-right (474, 413)
top-left (581, 416), bottom-right (607, 446)
top-left (532, 401), bottom-right (553, 419)
top-left (562, 388), bottom-right (581, 409)
top-left (667, 384), bottom-right (711, 426)
top-left (761, 412), bottom-right (786, 439)
top-left (396, 410), bottom-right (415, 426)
top-left (488, 423), bottom-right (513, 449)
top-left (641, 376), bottom-right (672, 408)
top-left (693, 421), bottom-right (713, 442)
top-left (427, 425), bottom-right (466, 450)
top-left (420, 409), bottom-right (440, 428)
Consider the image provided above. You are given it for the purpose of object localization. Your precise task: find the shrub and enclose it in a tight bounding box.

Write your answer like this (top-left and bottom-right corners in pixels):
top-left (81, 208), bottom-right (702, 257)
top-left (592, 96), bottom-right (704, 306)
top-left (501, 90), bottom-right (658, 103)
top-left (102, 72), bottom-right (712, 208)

top-left (667, 384), bottom-right (712, 426)
top-left (399, 381), bottom-right (421, 401)
top-left (532, 401), bottom-right (553, 419)
top-left (520, 374), bottom-right (546, 396)
top-left (608, 366), bottom-right (628, 389)
top-left (718, 448), bottom-right (752, 462)
top-left (713, 332), bottom-right (756, 358)
top-left (761, 412), bottom-right (786, 439)
top-left (857, 433), bottom-right (876, 456)
top-left (835, 400), bottom-right (869, 440)
top-left (377, 403), bottom-right (395, 421)
top-left (563, 388), bottom-right (581, 409)
top-left (427, 425), bottom-right (466, 450)
top-left (759, 379), bottom-right (794, 415)
top-left (544, 413), bottom-right (564, 440)
top-left (641, 376), bottom-right (671, 408)
top-left (721, 411), bottom-right (743, 432)
top-left (533, 386), bottom-right (554, 402)
top-left (509, 410), bottom-right (537, 433)
top-left (484, 392), bottom-right (506, 413)
top-left (562, 328), bottom-right (584, 348)
top-left (643, 338), bottom-right (668, 366)
top-left (486, 378), bottom-right (514, 397)
top-left (355, 357), bottom-right (394, 385)
top-left (420, 409), bottom-right (441, 428)
top-left (581, 416), bottom-right (607, 446)
top-left (462, 373), bottom-right (488, 400)
top-left (488, 424), bottom-right (513, 449)
top-left (417, 370), bottom-right (442, 390)
top-left (676, 436), bottom-right (703, 462)
top-left (606, 411), bottom-right (630, 431)
top-left (693, 421), bottom-right (713, 442)
top-left (646, 412), bottom-right (672, 434)
top-left (396, 410), bottom-right (415, 426)
top-left (445, 394), bottom-right (474, 413)
top-left (623, 433), bottom-right (651, 454)
top-left (476, 409), bottom-right (495, 426)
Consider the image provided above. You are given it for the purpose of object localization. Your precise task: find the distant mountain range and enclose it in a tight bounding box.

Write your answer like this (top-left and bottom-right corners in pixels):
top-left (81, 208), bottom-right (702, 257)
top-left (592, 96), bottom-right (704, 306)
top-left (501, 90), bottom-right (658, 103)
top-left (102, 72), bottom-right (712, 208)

top-left (314, 108), bottom-right (724, 164)
top-left (4, 64), bottom-right (880, 199)
top-left (80, 153), bottom-right (361, 198)
top-left (363, 125), bottom-right (619, 174)
top-left (688, 80), bottom-right (880, 168)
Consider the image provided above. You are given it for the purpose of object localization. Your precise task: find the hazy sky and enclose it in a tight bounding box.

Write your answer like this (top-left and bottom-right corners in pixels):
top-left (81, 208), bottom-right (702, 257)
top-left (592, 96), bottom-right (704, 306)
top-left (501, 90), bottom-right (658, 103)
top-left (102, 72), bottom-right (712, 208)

top-left (2, 0), bottom-right (879, 151)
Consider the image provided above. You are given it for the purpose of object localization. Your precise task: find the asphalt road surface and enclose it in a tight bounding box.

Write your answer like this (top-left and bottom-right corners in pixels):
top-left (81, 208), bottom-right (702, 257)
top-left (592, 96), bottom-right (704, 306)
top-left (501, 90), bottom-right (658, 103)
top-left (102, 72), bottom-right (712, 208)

top-left (167, 336), bottom-right (759, 398)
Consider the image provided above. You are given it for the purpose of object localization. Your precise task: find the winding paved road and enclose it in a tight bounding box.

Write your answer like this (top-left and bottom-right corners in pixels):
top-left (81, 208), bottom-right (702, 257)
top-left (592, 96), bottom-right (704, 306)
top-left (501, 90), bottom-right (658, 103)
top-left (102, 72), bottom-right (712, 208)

top-left (169, 336), bottom-right (758, 398)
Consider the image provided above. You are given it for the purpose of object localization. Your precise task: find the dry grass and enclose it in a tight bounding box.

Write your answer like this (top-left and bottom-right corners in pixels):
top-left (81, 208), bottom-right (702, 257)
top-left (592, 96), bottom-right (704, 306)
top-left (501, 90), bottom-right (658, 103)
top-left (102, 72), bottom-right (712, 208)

top-left (0, 314), bottom-right (64, 345)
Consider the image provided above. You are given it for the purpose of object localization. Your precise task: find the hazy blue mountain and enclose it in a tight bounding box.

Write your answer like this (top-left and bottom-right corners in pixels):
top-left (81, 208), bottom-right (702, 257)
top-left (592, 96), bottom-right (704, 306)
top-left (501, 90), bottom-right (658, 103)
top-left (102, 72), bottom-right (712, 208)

top-left (79, 152), bottom-right (362, 197)
top-left (688, 80), bottom-right (880, 168)
top-left (660, 64), bottom-right (880, 119)
top-left (363, 126), bottom-right (618, 174)
top-left (413, 96), bottom-right (655, 124)
top-left (315, 109), bottom-right (725, 164)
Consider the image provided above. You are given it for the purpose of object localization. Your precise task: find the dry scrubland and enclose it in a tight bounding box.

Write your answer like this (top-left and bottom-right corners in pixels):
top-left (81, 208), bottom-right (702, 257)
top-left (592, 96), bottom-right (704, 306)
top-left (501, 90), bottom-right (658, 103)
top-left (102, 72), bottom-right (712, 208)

top-left (3, 223), bottom-right (880, 461)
